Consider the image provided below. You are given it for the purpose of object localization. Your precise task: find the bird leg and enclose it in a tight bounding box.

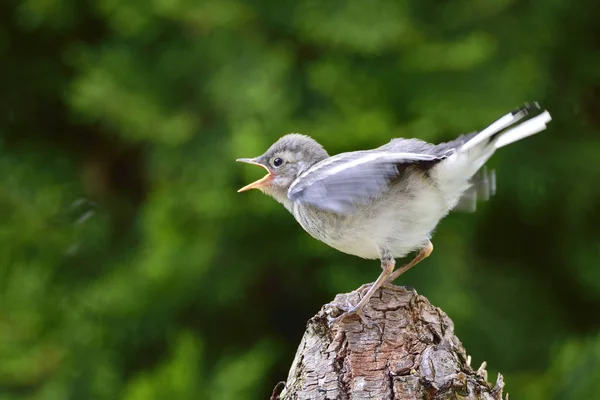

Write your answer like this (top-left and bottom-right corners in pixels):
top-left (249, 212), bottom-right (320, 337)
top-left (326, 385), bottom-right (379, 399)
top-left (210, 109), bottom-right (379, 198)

top-left (386, 240), bottom-right (433, 284)
top-left (328, 249), bottom-right (395, 330)
top-left (355, 241), bottom-right (433, 294)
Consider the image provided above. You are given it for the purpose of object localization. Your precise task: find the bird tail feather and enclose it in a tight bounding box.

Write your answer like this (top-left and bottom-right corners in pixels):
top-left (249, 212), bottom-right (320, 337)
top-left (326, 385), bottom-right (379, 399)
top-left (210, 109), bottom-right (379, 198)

top-left (494, 110), bottom-right (552, 148)
top-left (461, 102), bottom-right (552, 152)
top-left (434, 102), bottom-right (552, 212)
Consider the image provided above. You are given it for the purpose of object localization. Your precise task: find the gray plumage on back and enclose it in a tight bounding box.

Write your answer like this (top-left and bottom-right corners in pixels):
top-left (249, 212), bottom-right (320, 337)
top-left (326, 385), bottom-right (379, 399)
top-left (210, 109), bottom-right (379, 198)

top-left (237, 103), bottom-right (552, 326)
top-left (377, 137), bottom-right (438, 154)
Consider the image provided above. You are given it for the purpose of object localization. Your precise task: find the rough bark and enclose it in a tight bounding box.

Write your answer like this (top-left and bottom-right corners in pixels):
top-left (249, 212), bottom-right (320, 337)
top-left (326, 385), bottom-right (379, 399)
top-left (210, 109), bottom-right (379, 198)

top-left (275, 285), bottom-right (505, 400)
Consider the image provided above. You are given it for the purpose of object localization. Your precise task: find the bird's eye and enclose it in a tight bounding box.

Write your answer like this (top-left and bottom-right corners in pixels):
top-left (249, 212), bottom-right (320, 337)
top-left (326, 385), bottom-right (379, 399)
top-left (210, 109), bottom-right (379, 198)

top-left (272, 157), bottom-right (284, 167)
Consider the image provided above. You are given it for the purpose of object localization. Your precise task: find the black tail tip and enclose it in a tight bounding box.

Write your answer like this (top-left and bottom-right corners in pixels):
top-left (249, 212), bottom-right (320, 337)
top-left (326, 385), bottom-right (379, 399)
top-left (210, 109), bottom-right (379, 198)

top-left (511, 101), bottom-right (541, 116)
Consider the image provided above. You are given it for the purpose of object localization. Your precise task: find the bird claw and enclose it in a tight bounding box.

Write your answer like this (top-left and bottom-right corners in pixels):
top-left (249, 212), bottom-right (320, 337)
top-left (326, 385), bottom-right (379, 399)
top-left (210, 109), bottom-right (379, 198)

top-left (356, 282), bottom-right (373, 294)
top-left (327, 298), bottom-right (382, 333)
top-left (382, 281), bottom-right (417, 293)
top-left (361, 279), bottom-right (415, 294)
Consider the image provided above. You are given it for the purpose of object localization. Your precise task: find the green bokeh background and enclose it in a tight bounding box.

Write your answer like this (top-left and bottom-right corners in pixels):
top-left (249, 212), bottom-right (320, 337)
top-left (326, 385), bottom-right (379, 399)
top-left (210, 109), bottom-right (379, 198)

top-left (1, 0), bottom-right (600, 399)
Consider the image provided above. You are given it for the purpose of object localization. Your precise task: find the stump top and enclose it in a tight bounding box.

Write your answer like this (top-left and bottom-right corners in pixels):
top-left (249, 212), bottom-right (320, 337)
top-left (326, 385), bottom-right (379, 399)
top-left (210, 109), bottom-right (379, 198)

top-left (277, 286), bottom-right (504, 400)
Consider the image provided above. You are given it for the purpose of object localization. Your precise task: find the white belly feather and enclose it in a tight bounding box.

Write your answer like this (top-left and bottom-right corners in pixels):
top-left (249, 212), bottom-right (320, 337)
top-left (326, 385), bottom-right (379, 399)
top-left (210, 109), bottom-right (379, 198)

top-left (292, 173), bottom-right (451, 260)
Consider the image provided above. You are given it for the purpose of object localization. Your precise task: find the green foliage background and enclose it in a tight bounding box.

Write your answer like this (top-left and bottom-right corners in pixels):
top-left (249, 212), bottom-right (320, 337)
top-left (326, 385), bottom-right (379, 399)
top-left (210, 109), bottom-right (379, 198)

top-left (1, 0), bottom-right (600, 399)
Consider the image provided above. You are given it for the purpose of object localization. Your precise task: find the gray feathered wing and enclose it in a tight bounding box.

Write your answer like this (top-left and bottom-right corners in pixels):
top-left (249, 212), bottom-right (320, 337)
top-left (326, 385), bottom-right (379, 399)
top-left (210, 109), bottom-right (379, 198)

top-left (287, 150), bottom-right (448, 214)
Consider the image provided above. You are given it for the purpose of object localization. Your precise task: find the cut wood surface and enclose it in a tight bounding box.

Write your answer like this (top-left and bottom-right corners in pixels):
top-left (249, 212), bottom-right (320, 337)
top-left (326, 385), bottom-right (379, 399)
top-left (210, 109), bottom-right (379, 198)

top-left (274, 285), bottom-right (505, 400)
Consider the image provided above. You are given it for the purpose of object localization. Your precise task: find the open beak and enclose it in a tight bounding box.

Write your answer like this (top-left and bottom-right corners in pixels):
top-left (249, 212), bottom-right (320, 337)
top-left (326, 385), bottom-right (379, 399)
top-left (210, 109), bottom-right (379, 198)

top-left (236, 158), bottom-right (273, 192)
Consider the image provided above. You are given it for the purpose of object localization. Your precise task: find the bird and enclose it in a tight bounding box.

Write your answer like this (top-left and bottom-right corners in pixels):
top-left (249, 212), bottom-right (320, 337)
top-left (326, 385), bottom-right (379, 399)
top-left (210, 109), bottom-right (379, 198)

top-left (236, 103), bottom-right (552, 327)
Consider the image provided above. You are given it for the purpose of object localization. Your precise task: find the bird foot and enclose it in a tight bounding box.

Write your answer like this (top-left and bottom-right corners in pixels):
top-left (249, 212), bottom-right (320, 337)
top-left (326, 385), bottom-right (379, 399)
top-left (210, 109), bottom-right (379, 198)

top-left (358, 281), bottom-right (416, 293)
top-left (327, 298), bottom-right (382, 333)
top-left (387, 284), bottom-right (417, 293)
top-left (356, 282), bottom-right (373, 294)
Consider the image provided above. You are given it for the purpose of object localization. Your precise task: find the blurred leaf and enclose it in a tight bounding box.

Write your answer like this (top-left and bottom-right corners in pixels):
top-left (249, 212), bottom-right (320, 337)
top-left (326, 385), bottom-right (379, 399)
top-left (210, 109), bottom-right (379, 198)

top-left (122, 333), bottom-right (202, 400)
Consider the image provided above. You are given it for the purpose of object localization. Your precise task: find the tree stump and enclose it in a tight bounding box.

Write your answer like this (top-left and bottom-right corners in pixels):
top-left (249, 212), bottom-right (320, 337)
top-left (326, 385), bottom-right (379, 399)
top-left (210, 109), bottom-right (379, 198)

top-left (274, 285), bottom-right (505, 400)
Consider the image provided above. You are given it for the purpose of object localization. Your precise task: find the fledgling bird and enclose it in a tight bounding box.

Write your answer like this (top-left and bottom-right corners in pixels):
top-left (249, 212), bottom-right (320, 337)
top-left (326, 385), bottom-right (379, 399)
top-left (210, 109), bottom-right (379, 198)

top-left (237, 103), bottom-right (552, 326)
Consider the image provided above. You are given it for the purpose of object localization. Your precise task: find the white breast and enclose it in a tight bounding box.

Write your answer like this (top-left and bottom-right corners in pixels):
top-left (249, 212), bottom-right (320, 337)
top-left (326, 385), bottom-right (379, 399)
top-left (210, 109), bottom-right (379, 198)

top-left (292, 173), bottom-right (451, 260)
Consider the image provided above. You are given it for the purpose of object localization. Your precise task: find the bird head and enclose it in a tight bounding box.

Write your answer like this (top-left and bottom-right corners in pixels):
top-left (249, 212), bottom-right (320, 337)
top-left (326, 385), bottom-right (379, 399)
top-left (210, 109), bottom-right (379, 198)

top-left (237, 134), bottom-right (329, 205)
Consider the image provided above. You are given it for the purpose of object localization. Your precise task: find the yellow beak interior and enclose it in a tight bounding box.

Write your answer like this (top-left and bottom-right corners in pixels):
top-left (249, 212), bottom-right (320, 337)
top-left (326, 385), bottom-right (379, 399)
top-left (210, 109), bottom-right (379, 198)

top-left (236, 158), bottom-right (273, 192)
